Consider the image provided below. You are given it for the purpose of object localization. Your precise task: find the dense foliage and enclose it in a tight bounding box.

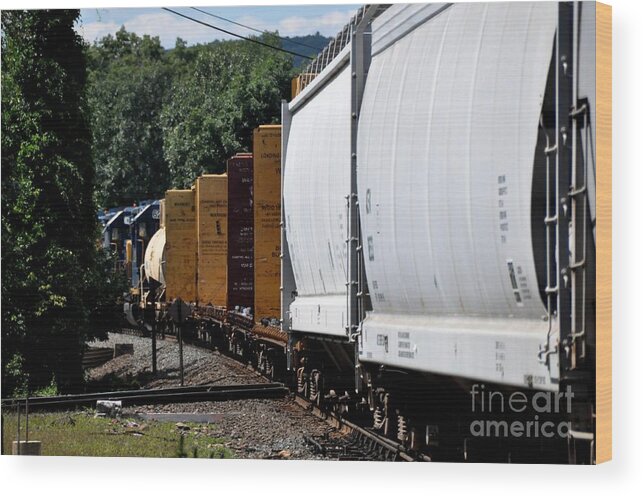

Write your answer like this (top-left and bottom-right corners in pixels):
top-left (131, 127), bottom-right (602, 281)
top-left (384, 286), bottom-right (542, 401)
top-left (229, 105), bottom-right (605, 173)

top-left (87, 30), bottom-right (172, 205)
top-left (88, 29), bottom-right (309, 205)
top-left (1, 10), bottom-right (126, 395)
top-left (1, 11), bottom-right (328, 395)
top-left (161, 34), bottom-right (292, 186)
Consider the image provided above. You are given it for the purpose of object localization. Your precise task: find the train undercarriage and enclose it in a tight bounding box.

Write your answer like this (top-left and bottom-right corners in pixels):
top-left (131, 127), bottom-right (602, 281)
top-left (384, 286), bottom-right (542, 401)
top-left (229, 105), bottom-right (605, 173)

top-left (126, 299), bottom-right (595, 464)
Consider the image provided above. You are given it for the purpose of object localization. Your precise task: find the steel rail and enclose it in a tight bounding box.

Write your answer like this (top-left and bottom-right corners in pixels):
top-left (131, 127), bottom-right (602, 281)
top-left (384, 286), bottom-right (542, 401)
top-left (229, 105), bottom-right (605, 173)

top-left (107, 328), bottom-right (428, 460)
top-left (294, 395), bottom-right (430, 462)
top-left (2, 383), bottom-right (288, 409)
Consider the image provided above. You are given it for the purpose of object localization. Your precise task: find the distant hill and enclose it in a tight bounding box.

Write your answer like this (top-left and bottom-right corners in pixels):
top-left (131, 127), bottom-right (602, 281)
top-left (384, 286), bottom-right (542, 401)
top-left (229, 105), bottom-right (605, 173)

top-left (282, 33), bottom-right (332, 67)
top-left (160, 33), bottom-right (332, 69)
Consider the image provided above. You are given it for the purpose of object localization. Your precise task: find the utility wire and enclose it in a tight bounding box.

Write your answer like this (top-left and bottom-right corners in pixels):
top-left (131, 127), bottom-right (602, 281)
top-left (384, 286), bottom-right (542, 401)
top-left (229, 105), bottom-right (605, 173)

top-left (190, 6), bottom-right (321, 51)
top-left (162, 7), bottom-right (313, 60)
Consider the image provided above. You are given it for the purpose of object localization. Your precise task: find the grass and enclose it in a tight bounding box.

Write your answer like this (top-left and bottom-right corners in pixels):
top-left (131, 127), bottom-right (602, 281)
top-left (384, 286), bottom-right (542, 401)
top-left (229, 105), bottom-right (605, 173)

top-left (2, 411), bottom-right (234, 458)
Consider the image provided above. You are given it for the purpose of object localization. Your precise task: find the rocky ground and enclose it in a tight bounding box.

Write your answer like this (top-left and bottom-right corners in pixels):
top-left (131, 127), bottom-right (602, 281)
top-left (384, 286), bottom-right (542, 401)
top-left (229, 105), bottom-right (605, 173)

top-left (86, 332), bottom-right (343, 460)
top-left (87, 332), bottom-right (265, 388)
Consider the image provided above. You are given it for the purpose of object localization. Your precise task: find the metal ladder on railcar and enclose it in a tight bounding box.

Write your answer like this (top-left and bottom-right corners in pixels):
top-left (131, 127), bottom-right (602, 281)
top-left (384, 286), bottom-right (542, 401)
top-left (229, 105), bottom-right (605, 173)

top-left (540, 2), bottom-right (594, 463)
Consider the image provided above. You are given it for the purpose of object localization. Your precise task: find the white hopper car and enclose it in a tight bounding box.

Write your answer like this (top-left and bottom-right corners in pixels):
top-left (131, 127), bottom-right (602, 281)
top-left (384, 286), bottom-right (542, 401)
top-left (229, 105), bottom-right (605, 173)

top-left (282, 2), bottom-right (597, 463)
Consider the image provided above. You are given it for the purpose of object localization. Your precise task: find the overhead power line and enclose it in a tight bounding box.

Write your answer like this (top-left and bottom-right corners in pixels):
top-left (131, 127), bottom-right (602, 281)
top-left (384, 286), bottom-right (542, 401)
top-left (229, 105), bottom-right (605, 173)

top-left (161, 7), bottom-right (313, 60)
top-left (190, 6), bottom-right (321, 51)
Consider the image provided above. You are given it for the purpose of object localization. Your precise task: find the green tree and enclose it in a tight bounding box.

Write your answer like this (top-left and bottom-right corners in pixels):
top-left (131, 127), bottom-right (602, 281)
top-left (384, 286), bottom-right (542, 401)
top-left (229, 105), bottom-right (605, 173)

top-left (1, 10), bottom-right (125, 394)
top-left (87, 28), bottom-right (172, 206)
top-left (161, 35), bottom-right (293, 186)
top-left (88, 30), bottom-right (294, 196)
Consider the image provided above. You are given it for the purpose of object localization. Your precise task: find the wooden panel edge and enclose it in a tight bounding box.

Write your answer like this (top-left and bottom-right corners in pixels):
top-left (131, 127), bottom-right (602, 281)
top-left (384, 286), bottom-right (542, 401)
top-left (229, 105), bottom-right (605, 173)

top-left (595, 0), bottom-right (612, 464)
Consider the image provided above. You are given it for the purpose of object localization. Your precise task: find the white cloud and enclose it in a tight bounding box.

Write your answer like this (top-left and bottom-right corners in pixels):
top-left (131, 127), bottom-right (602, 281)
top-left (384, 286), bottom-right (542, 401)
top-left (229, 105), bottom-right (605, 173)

top-left (235, 10), bottom-right (354, 37)
top-left (278, 10), bottom-right (353, 37)
top-left (77, 11), bottom-right (235, 48)
top-left (77, 8), bottom-right (355, 48)
top-left (79, 20), bottom-right (121, 43)
top-left (233, 15), bottom-right (272, 33)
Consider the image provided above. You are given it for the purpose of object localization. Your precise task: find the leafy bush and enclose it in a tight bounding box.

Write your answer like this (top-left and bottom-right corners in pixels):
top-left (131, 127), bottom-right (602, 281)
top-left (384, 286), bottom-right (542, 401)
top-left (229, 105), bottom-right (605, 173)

top-left (2, 10), bottom-right (125, 395)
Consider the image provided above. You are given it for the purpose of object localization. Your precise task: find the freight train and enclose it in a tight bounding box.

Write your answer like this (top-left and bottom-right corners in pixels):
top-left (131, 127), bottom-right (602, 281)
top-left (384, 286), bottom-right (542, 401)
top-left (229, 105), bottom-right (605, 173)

top-left (125, 2), bottom-right (599, 464)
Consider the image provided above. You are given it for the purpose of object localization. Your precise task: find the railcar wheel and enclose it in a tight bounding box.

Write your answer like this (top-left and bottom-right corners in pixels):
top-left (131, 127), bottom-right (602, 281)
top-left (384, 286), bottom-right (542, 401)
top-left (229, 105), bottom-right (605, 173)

top-left (372, 390), bottom-right (395, 438)
top-left (296, 358), bottom-right (309, 397)
top-left (308, 369), bottom-right (322, 406)
top-left (265, 353), bottom-right (276, 381)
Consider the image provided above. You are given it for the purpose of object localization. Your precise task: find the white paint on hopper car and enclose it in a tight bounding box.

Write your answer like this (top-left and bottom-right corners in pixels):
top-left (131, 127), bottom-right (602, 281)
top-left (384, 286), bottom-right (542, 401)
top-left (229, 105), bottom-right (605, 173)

top-left (357, 2), bottom-right (560, 389)
top-left (370, 2), bottom-right (451, 57)
top-left (283, 64), bottom-right (351, 337)
top-left (360, 313), bottom-right (558, 391)
top-left (289, 44), bottom-right (351, 114)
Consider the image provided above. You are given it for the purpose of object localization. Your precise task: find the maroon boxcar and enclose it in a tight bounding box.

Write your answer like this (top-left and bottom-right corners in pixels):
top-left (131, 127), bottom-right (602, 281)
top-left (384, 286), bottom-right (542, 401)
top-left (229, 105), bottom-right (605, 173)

top-left (227, 153), bottom-right (254, 312)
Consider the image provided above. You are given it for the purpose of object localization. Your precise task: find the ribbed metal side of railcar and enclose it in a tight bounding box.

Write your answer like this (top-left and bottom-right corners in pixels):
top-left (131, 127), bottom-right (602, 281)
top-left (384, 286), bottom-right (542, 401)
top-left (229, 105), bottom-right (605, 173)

top-left (281, 47), bottom-right (352, 338)
top-left (356, 2), bottom-right (597, 392)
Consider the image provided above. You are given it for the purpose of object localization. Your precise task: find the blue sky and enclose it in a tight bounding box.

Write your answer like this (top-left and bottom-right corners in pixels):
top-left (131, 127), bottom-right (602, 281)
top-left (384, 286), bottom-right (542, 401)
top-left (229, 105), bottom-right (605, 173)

top-left (77, 4), bottom-right (361, 48)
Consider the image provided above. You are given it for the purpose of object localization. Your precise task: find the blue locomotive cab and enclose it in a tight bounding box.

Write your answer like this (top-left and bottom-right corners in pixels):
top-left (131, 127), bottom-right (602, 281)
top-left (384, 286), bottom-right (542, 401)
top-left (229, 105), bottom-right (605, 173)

top-left (102, 210), bottom-right (129, 267)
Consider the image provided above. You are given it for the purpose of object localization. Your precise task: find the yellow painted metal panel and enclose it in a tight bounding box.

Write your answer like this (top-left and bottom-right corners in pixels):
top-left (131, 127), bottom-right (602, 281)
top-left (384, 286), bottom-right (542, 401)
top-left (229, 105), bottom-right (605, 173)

top-left (253, 125), bottom-right (281, 321)
top-left (291, 77), bottom-right (300, 99)
top-left (196, 174), bottom-right (228, 306)
top-left (125, 239), bottom-right (132, 264)
top-left (164, 189), bottom-right (197, 302)
top-left (159, 199), bottom-right (166, 228)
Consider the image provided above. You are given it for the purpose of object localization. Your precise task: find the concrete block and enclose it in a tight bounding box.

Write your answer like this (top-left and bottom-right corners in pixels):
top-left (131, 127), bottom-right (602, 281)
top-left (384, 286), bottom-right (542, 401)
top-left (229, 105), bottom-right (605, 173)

top-left (12, 440), bottom-right (42, 455)
top-left (96, 400), bottom-right (122, 417)
top-left (113, 343), bottom-right (134, 357)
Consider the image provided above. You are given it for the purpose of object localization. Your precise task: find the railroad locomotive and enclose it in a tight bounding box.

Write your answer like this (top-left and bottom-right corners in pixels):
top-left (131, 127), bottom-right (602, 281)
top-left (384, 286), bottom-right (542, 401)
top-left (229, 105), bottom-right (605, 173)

top-left (130, 2), bottom-right (599, 464)
top-left (100, 200), bottom-right (161, 284)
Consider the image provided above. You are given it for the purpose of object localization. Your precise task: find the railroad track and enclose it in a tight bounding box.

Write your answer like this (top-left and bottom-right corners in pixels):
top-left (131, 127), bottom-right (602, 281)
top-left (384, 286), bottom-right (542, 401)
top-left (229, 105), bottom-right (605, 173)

top-left (106, 327), bottom-right (430, 461)
top-left (305, 430), bottom-right (406, 461)
top-left (295, 395), bottom-right (430, 462)
top-left (1, 383), bottom-right (288, 410)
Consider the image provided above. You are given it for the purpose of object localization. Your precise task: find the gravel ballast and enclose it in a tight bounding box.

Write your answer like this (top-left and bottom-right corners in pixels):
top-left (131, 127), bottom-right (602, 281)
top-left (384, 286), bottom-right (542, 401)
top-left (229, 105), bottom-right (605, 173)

top-left (87, 332), bottom-right (344, 459)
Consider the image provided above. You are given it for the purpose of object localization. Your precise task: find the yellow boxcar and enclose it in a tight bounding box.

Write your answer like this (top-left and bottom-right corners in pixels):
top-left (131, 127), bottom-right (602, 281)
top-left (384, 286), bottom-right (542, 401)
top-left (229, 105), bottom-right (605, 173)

top-left (159, 199), bottom-right (166, 228)
top-left (196, 174), bottom-right (228, 306)
top-left (164, 189), bottom-right (197, 302)
top-left (253, 125), bottom-right (282, 322)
